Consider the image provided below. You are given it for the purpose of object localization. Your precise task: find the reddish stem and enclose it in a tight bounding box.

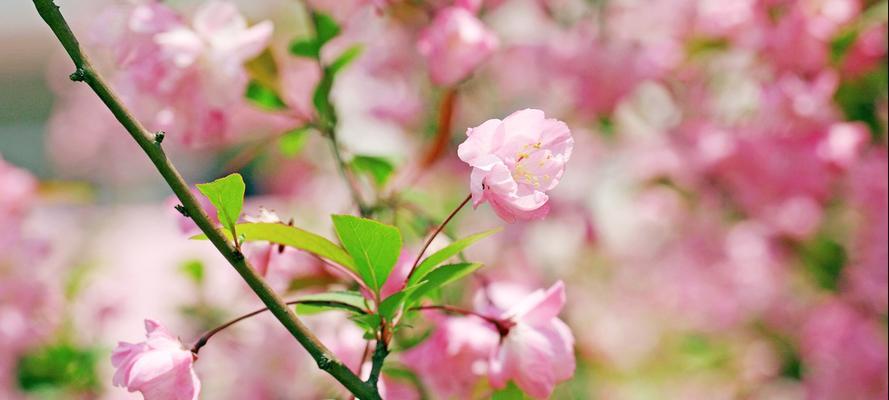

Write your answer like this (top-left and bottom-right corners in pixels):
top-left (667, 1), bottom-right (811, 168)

top-left (412, 304), bottom-right (514, 337)
top-left (420, 88), bottom-right (458, 167)
top-left (406, 193), bottom-right (472, 282)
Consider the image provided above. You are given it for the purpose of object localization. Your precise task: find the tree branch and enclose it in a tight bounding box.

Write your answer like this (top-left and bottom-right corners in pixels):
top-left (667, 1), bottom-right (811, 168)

top-left (366, 339), bottom-right (389, 389)
top-left (31, 1), bottom-right (378, 398)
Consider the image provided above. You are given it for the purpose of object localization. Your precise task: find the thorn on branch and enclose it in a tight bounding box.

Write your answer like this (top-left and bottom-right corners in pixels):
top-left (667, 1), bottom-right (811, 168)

top-left (154, 131), bottom-right (165, 144)
top-left (232, 251), bottom-right (245, 262)
top-left (174, 204), bottom-right (189, 217)
top-left (69, 68), bottom-right (85, 82)
top-left (316, 355), bottom-right (333, 371)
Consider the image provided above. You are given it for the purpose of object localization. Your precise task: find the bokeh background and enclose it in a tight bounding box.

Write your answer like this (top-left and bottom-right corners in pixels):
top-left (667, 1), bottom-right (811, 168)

top-left (1, 0), bottom-right (887, 399)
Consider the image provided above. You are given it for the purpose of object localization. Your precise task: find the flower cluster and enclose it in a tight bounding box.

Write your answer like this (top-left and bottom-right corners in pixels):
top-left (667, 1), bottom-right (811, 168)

top-left (5, 0), bottom-right (887, 399)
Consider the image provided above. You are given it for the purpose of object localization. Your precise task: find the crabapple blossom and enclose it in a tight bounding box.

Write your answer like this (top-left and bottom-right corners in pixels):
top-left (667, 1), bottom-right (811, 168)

top-left (111, 320), bottom-right (200, 400)
top-left (86, 1), bottom-right (278, 148)
top-left (486, 281), bottom-right (575, 398)
top-left (417, 7), bottom-right (498, 86)
top-left (458, 109), bottom-right (574, 223)
top-left (801, 301), bottom-right (888, 399)
top-left (401, 314), bottom-right (499, 398)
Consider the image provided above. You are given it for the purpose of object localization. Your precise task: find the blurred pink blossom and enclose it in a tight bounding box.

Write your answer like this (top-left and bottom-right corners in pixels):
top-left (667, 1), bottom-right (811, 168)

top-left (87, 1), bottom-right (280, 148)
top-left (111, 319), bottom-right (201, 400)
top-left (486, 281), bottom-right (575, 399)
top-left (844, 151), bottom-right (889, 313)
top-left (417, 7), bottom-right (498, 86)
top-left (401, 314), bottom-right (499, 398)
top-left (841, 23), bottom-right (888, 76)
top-left (801, 300), bottom-right (888, 399)
top-left (458, 109), bottom-right (574, 223)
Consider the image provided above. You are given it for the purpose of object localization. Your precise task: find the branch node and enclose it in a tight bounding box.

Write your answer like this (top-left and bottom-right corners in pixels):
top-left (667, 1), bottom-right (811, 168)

top-left (69, 68), bottom-right (85, 82)
top-left (232, 250), bottom-right (245, 261)
top-left (174, 204), bottom-right (189, 217)
top-left (154, 131), bottom-right (165, 144)
top-left (316, 355), bottom-right (333, 371)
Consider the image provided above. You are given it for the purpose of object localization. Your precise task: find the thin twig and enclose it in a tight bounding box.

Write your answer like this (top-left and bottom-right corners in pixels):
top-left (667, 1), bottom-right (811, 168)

top-left (406, 193), bottom-right (472, 281)
top-left (411, 304), bottom-right (513, 336)
top-left (190, 299), bottom-right (367, 354)
top-left (30, 2), bottom-right (377, 398)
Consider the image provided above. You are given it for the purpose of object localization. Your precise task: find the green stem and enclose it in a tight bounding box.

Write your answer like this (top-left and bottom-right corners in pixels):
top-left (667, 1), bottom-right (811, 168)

top-left (31, 1), bottom-right (378, 398)
top-left (324, 127), bottom-right (371, 217)
top-left (366, 339), bottom-right (389, 389)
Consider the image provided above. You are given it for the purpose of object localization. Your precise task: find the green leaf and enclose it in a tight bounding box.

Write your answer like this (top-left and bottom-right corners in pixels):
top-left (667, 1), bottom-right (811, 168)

top-left (279, 127), bottom-right (310, 157)
top-left (800, 236), bottom-right (847, 291)
top-left (331, 215), bottom-right (403, 296)
top-left (245, 80), bottom-right (287, 110)
top-left (17, 344), bottom-right (101, 393)
top-left (294, 290), bottom-right (368, 314)
top-left (408, 228), bottom-right (500, 286)
top-left (351, 155), bottom-right (394, 187)
top-left (191, 222), bottom-right (356, 272)
top-left (350, 313), bottom-right (382, 336)
top-left (289, 38), bottom-right (320, 58)
top-left (196, 173), bottom-right (246, 235)
top-left (313, 72), bottom-right (336, 126)
top-left (378, 291), bottom-right (408, 321)
top-left (178, 259), bottom-right (205, 284)
top-left (329, 45), bottom-right (363, 74)
top-left (492, 382), bottom-right (529, 400)
top-left (407, 262), bottom-right (482, 304)
top-left (312, 11), bottom-right (341, 47)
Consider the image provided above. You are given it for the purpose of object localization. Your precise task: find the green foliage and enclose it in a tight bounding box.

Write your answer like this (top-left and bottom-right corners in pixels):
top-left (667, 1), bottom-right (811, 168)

top-left (351, 155), bottom-right (395, 187)
top-left (834, 66), bottom-right (889, 138)
top-left (329, 45), bottom-right (363, 74)
top-left (289, 38), bottom-right (321, 58)
top-left (312, 11), bottom-right (340, 47)
top-left (331, 215), bottom-right (403, 297)
top-left (294, 290), bottom-right (368, 314)
top-left (288, 11), bottom-right (341, 60)
top-left (278, 127), bottom-right (310, 157)
top-left (313, 72), bottom-right (337, 127)
top-left (17, 344), bottom-right (101, 394)
top-left (408, 228), bottom-right (501, 286)
top-left (286, 11), bottom-right (361, 129)
top-left (800, 235), bottom-right (847, 291)
top-left (407, 262), bottom-right (483, 304)
top-left (245, 80), bottom-right (287, 110)
top-left (193, 222), bottom-right (357, 272)
top-left (196, 173), bottom-right (246, 236)
top-left (492, 382), bottom-right (529, 399)
top-left (379, 291), bottom-right (409, 321)
top-left (178, 259), bottom-right (205, 284)
top-left (350, 313), bottom-right (382, 337)
top-left (829, 28), bottom-right (858, 64)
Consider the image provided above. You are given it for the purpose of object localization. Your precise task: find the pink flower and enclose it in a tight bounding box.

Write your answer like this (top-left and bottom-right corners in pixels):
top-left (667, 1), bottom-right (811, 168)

top-left (0, 156), bottom-right (37, 223)
top-left (457, 109), bottom-right (574, 223)
top-left (801, 301), bottom-right (888, 399)
top-left (84, 1), bottom-right (279, 148)
top-left (111, 320), bottom-right (200, 400)
top-left (154, 1), bottom-right (273, 105)
top-left (417, 7), bottom-right (498, 86)
top-left (486, 281), bottom-right (575, 398)
top-left (401, 314), bottom-right (499, 398)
